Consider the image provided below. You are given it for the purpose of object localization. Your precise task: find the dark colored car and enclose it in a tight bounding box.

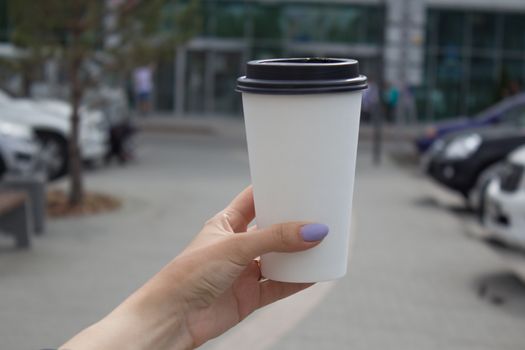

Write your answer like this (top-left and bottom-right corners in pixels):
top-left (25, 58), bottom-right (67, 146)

top-left (426, 127), bottom-right (525, 200)
top-left (416, 93), bottom-right (525, 153)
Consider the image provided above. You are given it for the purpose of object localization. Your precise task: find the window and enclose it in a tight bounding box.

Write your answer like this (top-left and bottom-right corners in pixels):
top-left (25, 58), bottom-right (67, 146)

top-left (252, 3), bottom-right (282, 39)
top-left (424, 8), bottom-right (525, 121)
top-left (283, 4), bottom-right (383, 44)
top-left (503, 14), bottom-right (525, 52)
top-left (501, 58), bottom-right (524, 84)
top-left (214, 2), bottom-right (246, 38)
top-left (436, 10), bottom-right (465, 50)
top-left (467, 55), bottom-right (497, 114)
top-left (202, 1), bottom-right (246, 38)
top-left (470, 13), bottom-right (497, 50)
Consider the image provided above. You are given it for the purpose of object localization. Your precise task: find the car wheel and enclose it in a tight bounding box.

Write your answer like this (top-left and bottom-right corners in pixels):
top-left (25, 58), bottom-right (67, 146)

top-left (467, 162), bottom-right (504, 211)
top-left (36, 132), bottom-right (68, 180)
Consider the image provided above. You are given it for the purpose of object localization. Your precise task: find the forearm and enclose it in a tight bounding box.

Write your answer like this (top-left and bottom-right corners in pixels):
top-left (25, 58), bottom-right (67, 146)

top-left (61, 314), bottom-right (193, 350)
top-left (61, 277), bottom-right (194, 350)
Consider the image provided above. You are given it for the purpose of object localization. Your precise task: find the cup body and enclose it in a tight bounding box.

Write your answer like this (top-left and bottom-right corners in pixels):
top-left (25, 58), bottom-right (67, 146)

top-left (242, 90), bottom-right (362, 282)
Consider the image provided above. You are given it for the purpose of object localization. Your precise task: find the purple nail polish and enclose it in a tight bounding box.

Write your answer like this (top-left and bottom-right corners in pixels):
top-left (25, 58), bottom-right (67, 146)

top-left (300, 223), bottom-right (329, 242)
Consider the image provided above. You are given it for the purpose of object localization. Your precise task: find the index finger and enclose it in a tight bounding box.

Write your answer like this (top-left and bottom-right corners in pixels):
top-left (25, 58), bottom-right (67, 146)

top-left (224, 186), bottom-right (255, 232)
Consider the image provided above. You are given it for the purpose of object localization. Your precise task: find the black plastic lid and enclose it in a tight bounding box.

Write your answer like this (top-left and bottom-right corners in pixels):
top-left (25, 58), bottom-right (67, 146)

top-left (236, 57), bottom-right (367, 95)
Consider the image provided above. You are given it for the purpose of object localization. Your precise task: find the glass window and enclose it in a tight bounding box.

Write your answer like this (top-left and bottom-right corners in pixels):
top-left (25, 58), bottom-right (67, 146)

top-left (252, 3), bottom-right (282, 39)
top-left (470, 12), bottom-right (497, 50)
top-left (469, 55), bottom-right (496, 81)
top-left (467, 56), bottom-right (497, 114)
top-left (323, 6), bottom-right (364, 43)
top-left (201, 1), bottom-right (246, 38)
top-left (425, 8), bottom-right (525, 121)
top-left (284, 4), bottom-right (323, 42)
top-left (201, 1), bottom-right (214, 37)
top-left (501, 58), bottom-right (524, 84)
top-left (436, 10), bottom-right (465, 50)
top-left (503, 14), bottom-right (525, 52)
top-left (435, 54), bottom-right (463, 117)
top-left (363, 6), bottom-right (384, 44)
top-left (413, 85), bottom-right (429, 121)
top-left (433, 52), bottom-right (465, 118)
top-left (436, 51), bottom-right (463, 83)
top-left (214, 2), bottom-right (246, 38)
top-left (283, 4), bottom-right (383, 44)
top-left (432, 84), bottom-right (462, 118)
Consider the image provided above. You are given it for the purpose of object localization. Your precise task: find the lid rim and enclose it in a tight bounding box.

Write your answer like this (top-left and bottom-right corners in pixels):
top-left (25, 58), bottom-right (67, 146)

top-left (235, 85), bottom-right (367, 95)
top-left (237, 57), bottom-right (367, 95)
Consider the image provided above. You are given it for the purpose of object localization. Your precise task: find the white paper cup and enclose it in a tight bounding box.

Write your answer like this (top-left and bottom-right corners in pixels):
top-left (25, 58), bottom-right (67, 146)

top-left (237, 58), bottom-right (367, 282)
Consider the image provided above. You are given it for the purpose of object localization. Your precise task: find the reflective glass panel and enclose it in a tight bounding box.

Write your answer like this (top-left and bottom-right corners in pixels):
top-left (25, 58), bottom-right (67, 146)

top-left (467, 56), bottom-right (497, 114)
top-left (252, 4), bottom-right (282, 39)
top-left (503, 14), bottom-right (525, 52)
top-left (470, 12), bottom-right (497, 50)
top-left (436, 10), bottom-right (465, 50)
top-left (214, 2), bottom-right (246, 38)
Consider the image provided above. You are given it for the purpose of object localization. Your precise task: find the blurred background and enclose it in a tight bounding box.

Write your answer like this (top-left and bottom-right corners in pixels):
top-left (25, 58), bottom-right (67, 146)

top-left (1, 0), bottom-right (525, 349)
top-left (3, 0), bottom-right (525, 121)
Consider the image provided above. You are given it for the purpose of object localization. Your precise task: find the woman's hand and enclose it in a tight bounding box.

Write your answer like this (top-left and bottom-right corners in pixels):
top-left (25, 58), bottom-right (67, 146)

top-left (61, 187), bottom-right (329, 350)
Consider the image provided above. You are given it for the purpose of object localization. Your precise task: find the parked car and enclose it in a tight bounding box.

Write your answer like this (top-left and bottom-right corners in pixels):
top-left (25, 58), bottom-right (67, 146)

top-left (0, 90), bottom-right (108, 179)
top-left (415, 93), bottom-right (525, 153)
top-left (425, 127), bottom-right (525, 208)
top-left (482, 146), bottom-right (525, 250)
top-left (0, 120), bottom-right (40, 178)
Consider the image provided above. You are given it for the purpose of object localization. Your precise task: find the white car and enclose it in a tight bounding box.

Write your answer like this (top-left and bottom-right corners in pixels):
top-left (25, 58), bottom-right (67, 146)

top-left (0, 91), bottom-right (108, 179)
top-left (483, 146), bottom-right (525, 249)
top-left (0, 120), bottom-right (40, 177)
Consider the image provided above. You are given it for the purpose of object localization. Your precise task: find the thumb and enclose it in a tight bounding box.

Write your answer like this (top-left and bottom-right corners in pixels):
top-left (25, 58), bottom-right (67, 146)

top-left (224, 222), bottom-right (329, 266)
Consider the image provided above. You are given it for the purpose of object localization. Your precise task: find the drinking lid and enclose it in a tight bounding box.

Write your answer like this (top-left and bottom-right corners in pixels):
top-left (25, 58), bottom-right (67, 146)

top-left (236, 57), bottom-right (367, 94)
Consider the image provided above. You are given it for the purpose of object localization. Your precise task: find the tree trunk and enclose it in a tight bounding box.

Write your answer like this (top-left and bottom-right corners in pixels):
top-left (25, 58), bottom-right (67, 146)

top-left (68, 53), bottom-right (84, 206)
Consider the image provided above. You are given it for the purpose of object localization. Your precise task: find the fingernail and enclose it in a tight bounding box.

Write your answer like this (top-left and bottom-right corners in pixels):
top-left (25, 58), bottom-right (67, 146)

top-left (300, 223), bottom-right (329, 242)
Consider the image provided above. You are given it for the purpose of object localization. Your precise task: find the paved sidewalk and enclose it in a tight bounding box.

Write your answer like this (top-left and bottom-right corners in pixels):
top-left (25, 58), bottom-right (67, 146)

top-left (0, 126), bottom-right (524, 349)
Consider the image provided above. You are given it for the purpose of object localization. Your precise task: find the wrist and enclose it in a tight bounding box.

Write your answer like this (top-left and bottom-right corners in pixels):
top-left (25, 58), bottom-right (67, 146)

top-left (109, 279), bottom-right (195, 350)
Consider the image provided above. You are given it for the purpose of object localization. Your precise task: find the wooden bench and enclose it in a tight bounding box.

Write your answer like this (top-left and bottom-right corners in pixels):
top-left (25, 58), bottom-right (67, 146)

top-left (0, 190), bottom-right (33, 248)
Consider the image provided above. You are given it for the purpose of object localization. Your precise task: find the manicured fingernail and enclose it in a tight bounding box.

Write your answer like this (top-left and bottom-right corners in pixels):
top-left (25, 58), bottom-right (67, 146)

top-left (300, 223), bottom-right (329, 242)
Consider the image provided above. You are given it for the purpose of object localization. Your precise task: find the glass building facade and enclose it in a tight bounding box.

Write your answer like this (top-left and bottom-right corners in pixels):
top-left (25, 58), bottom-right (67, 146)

top-left (422, 8), bottom-right (525, 121)
top-left (165, 1), bottom-right (385, 116)
top-left (2, 0), bottom-right (525, 122)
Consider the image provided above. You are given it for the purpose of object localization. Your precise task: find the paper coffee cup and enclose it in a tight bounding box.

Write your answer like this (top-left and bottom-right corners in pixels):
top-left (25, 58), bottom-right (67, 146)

top-left (236, 58), bottom-right (367, 282)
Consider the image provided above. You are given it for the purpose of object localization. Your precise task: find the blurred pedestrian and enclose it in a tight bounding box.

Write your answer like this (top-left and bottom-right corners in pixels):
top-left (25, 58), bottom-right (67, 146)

top-left (61, 187), bottom-right (328, 350)
top-left (133, 64), bottom-right (154, 115)
top-left (383, 83), bottom-right (399, 123)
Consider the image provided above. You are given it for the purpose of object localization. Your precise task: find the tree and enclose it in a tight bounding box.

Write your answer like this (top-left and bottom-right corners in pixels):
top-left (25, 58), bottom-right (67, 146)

top-left (7, 0), bottom-right (201, 205)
